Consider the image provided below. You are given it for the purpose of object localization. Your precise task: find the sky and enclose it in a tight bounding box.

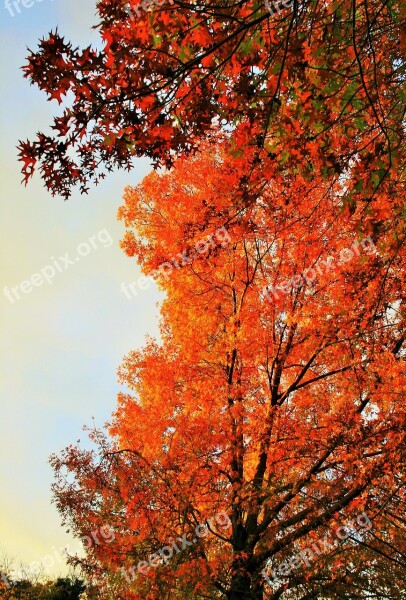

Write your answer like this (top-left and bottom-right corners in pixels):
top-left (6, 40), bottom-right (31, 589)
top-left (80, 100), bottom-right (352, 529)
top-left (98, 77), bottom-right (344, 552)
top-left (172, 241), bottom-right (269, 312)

top-left (0, 0), bottom-right (161, 579)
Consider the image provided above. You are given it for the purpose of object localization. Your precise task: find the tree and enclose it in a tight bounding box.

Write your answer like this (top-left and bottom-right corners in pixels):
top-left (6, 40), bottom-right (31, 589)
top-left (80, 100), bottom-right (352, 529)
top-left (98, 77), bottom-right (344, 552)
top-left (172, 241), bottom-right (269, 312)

top-left (50, 144), bottom-right (405, 599)
top-left (43, 577), bottom-right (86, 600)
top-left (0, 572), bottom-right (86, 600)
top-left (18, 0), bottom-right (404, 201)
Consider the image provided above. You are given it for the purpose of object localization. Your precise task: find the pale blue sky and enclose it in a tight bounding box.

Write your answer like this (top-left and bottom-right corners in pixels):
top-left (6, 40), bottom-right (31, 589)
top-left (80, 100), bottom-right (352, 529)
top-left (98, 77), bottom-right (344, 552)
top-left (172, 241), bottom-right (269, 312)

top-left (0, 0), bottom-right (160, 576)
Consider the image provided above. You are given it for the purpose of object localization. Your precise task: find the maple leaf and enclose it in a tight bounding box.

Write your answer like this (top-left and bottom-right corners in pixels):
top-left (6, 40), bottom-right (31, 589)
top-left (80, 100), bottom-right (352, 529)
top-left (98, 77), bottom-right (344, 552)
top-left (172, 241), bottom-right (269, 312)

top-left (17, 0), bottom-right (404, 204)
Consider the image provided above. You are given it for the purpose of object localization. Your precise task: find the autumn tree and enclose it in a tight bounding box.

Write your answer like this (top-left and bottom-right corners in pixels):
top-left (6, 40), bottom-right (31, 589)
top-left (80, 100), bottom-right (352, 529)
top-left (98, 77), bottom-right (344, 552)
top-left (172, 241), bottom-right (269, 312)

top-left (51, 143), bottom-right (405, 599)
top-left (19, 0), bottom-right (404, 203)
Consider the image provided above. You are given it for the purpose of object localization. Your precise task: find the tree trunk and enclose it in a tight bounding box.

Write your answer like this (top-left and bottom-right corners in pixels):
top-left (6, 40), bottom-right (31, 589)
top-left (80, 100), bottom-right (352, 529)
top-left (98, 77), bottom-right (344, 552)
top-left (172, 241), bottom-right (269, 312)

top-left (227, 572), bottom-right (264, 600)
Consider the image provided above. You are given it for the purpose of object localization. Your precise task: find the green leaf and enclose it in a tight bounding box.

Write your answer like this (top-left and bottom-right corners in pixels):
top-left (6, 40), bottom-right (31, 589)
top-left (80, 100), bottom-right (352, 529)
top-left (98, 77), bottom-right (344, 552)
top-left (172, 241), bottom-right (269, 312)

top-left (240, 37), bottom-right (253, 57)
top-left (354, 179), bottom-right (364, 192)
top-left (280, 150), bottom-right (290, 164)
top-left (342, 81), bottom-right (359, 104)
top-left (355, 117), bottom-right (368, 131)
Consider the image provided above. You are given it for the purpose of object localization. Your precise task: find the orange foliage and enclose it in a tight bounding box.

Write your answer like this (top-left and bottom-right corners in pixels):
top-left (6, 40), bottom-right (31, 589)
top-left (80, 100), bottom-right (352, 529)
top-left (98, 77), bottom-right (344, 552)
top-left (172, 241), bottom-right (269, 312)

top-left (51, 142), bottom-right (405, 598)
